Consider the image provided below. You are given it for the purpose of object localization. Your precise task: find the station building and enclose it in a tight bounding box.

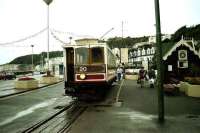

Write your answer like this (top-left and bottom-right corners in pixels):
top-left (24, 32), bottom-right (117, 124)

top-left (162, 38), bottom-right (200, 81)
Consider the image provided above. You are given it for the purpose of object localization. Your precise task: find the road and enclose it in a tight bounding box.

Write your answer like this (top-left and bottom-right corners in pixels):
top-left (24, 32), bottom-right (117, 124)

top-left (0, 74), bottom-right (57, 97)
top-left (0, 82), bottom-right (72, 133)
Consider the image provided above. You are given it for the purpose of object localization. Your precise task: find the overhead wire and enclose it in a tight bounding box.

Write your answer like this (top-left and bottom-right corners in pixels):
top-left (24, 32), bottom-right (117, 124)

top-left (51, 28), bottom-right (94, 38)
top-left (50, 30), bottom-right (67, 44)
top-left (0, 27), bottom-right (47, 46)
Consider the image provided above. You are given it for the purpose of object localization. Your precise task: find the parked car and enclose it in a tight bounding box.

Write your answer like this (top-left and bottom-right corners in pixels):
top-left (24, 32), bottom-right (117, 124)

top-left (5, 72), bottom-right (16, 80)
top-left (0, 72), bottom-right (5, 80)
top-left (0, 72), bottom-right (16, 80)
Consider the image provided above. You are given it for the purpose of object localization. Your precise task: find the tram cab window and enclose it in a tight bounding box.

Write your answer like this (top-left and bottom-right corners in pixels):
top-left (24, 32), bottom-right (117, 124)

top-left (91, 47), bottom-right (104, 64)
top-left (75, 48), bottom-right (89, 65)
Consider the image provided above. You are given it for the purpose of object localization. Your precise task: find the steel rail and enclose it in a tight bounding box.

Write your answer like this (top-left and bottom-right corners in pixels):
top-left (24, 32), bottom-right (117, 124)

top-left (20, 100), bottom-right (79, 133)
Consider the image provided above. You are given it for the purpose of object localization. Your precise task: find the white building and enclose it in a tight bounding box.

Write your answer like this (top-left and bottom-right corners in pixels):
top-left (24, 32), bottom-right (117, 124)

top-left (44, 57), bottom-right (64, 78)
top-left (129, 42), bottom-right (155, 70)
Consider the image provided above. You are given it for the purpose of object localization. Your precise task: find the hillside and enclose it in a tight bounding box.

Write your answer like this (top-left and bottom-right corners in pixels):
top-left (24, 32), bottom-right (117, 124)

top-left (9, 51), bottom-right (63, 65)
top-left (171, 24), bottom-right (200, 42)
top-left (107, 36), bottom-right (148, 48)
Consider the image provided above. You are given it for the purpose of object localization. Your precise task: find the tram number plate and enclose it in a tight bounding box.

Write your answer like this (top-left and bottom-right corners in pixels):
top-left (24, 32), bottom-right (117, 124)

top-left (79, 66), bottom-right (87, 72)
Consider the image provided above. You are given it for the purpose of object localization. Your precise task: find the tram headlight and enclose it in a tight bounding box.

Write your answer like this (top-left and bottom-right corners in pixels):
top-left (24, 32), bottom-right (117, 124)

top-left (80, 74), bottom-right (86, 80)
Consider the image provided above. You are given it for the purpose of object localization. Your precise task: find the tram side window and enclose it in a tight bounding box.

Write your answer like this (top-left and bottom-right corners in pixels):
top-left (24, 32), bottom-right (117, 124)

top-left (91, 47), bottom-right (104, 64)
top-left (75, 48), bottom-right (89, 65)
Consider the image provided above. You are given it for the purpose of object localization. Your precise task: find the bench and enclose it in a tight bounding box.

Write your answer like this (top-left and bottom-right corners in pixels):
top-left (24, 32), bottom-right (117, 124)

top-left (163, 84), bottom-right (179, 95)
top-left (169, 77), bottom-right (180, 84)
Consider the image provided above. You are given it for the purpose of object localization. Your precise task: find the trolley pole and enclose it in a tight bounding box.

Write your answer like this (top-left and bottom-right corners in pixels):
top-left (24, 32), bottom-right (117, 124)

top-left (154, 0), bottom-right (165, 122)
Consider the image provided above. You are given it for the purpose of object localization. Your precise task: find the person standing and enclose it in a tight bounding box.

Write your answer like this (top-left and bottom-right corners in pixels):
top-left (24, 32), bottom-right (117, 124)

top-left (117, 65), bottom-right (123, 81)
top-left (121, 63), bottom-right (125, 79)
top-left (138, 66), bottom-right (146, 88)
top-left (148, 67), bottom-right (156, 88)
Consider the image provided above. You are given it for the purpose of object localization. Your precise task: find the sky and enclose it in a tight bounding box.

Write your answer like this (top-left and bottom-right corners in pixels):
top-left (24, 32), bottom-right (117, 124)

top-left (0, 0), bottom-right (200, 65)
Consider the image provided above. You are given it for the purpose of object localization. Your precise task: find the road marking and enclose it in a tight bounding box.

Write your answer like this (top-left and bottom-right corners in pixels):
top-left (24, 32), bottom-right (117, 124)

top-left (116, 79), bottom-right (124, 103)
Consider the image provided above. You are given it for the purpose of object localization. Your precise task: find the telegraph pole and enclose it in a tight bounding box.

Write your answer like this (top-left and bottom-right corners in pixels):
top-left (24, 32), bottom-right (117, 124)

top-left (154, 0), bottom-right (165, 122)
top-left (120, 21), bottom-right (124, 63)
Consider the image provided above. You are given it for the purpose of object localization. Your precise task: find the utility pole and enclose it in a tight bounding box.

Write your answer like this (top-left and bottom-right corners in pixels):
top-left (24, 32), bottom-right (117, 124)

top-left (120, 21), bottom-right (124, 63)
top-left (154, 0), bottom-right (165, 122)
top-left (43, 0), bottom-right (53, 75)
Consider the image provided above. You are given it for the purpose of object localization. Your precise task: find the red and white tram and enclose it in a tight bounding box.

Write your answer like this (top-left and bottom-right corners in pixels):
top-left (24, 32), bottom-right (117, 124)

top-left (63, 39), bottom-right (117, 98)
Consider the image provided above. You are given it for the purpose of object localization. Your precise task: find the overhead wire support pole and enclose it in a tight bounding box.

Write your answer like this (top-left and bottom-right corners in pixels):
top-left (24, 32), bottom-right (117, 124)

top-left (43, 0), bottom-right (53, 74)
top-left (154, 0), bottom-right (165, 122)
top-left (47, 5), bottom-right (50, 71)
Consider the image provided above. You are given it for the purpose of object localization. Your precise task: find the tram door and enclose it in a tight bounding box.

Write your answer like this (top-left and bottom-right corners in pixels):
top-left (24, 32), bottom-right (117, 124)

top-left (66, 48), bottom-right (74, 82)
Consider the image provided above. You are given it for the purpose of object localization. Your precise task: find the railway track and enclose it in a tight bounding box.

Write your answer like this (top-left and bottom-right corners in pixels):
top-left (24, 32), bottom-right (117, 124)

top-left (20, 101), bottom-right (87, 133)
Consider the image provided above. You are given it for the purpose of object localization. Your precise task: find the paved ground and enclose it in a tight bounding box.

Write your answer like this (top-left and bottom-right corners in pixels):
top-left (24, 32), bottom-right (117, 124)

top-left (69, 79), bottom-right (200, 133)
top-left (0, 82), bottom-right (72, 133)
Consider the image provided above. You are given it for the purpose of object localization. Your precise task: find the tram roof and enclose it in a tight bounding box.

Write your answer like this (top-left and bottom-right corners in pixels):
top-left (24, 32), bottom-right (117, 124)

top-left (62, 42), bottom-right (108, 48)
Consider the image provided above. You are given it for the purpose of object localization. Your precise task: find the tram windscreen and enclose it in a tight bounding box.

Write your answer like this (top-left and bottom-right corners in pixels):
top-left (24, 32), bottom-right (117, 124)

top-left (91, 47), bottom-right (104, 64)
top-left (75, 47), bottom-right (89, 65)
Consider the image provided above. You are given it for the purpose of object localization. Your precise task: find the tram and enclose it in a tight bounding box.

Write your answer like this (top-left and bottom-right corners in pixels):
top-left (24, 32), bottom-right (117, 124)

top-left (63, 38), bottom-right (117, 98)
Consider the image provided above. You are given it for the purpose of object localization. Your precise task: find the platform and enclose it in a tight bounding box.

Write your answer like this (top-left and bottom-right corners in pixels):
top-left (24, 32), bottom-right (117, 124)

top-left (69, 80), bottom-right (200, 133)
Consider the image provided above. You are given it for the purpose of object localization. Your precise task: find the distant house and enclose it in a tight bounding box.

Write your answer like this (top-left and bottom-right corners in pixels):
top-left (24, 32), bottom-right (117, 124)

top-left (129, 41), bottom-right (155, 70)
top-left (162, 38), bottom-right (200, 81)
top-left (44, 57), bottom-right (64, 78)
top-left (128, 35), bottom-right (171, 70)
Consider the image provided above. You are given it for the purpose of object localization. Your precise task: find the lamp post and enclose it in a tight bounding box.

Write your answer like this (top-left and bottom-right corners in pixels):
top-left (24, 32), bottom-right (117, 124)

top-left (31, 44), bottom-right (34, 73)
top-left (154, 0), bottom-right (164, 122)
top-left (43, 0), bottom-right (53, 75)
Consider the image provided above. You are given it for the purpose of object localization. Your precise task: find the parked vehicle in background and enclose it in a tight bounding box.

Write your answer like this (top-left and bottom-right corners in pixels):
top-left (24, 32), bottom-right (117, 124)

top-left (0, 72), bottom-right (16, 80)
top-left (0, 72), bottom-right (5, 80)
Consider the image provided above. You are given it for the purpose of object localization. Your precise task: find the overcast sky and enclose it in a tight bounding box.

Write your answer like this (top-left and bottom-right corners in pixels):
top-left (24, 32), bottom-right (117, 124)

top-left (0, 0), bottom-right (200, 65)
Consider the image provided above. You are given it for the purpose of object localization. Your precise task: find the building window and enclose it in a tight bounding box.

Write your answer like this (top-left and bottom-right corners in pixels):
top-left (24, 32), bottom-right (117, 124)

top-left (142, 49), bottom-right (146, 55)
top-left (147, 48), bottom-right (150, 55)
top-left (151, 48), bottom-right (155, 54)
top-left (134, 51), bottom-right (137, 56)
top-left (137, 50), bottom-right (141, 56)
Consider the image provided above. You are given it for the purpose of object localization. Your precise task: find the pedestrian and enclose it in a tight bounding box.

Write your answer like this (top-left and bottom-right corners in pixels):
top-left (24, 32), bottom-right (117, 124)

top-left (138, 66), bottom-right (146, 88)
top-left (148, 67), bottom-right (156, 88)
top-left (148, 67), bottom-right (156, 79)
top-left (117, 65), bottom-right (123, 81)
top-left (121, 63), bottom-right (125, 79)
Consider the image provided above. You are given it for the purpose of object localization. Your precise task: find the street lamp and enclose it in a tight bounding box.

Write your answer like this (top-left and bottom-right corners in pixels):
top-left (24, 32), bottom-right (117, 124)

top-left (43, 0), bottom-right (53, 75)
top-left (31, 44), bottom-right (34, 72)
